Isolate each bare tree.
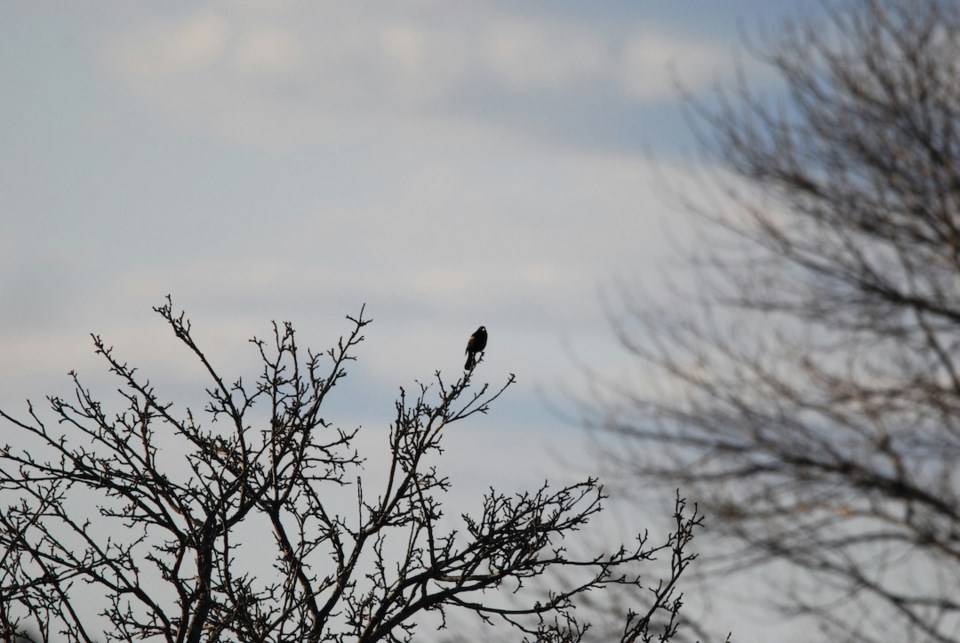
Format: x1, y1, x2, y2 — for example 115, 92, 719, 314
590, 1, 960, 641
0, 298, 703, 643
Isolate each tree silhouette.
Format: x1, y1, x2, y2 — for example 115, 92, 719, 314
1, 298, 702, 642
592, 1, 960, 641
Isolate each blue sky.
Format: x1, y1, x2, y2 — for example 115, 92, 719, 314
1, 2, 807, 639
0, 0, 797, 386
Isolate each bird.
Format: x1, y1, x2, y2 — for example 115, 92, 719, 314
464, 326, 487, 370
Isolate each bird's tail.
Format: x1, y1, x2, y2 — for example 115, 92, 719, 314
465, 353, 476, 370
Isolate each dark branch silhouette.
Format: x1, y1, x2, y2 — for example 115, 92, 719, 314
591, 1, 960, 641
1, 298, 704, 642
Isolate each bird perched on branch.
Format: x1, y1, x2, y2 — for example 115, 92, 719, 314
464, 326, 487, 370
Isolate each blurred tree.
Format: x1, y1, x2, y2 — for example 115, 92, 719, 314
0, 299, 702, 643
591, 1, 960, 641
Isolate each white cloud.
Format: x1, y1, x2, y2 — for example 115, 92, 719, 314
237, 26, 302, 73
618, 31, 733, 101
122, 11, 227, 76
104, 4, 742, 149
481, 19, 609, 90
380, 24, 427, 76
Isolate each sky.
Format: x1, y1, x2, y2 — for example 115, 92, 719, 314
1, 1, 808, 640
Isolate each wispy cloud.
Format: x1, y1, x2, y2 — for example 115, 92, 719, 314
105, 3, 743, 148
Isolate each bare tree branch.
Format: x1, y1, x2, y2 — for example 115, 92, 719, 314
1, 300, 706, 642
591, 1, 960, 641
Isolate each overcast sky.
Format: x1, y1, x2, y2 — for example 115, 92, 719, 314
1, 2, 807, 640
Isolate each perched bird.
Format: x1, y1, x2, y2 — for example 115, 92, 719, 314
464, 326, 487, 370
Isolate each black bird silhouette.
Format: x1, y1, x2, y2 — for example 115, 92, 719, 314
464, 326, 487, 370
